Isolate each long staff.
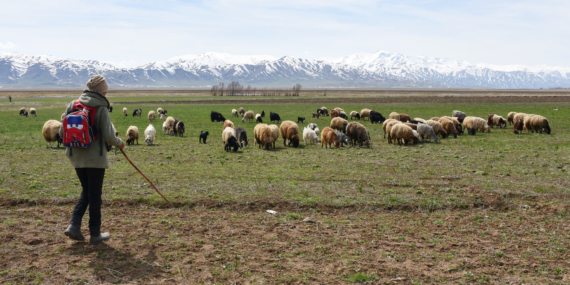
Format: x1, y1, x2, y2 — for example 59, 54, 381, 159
120, 149, 174, 207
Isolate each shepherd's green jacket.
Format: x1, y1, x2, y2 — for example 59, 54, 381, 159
58, 91, 123, 169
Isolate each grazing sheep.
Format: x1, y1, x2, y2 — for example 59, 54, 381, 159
210, 111, 226, 123
255, 124, 277, 150
320, 107, 329, 117
390, 124, 419, 146
256, 114, 263, 123
370, 111, 386, 124
425, 120, 448, 138
346, 122, 371, 147
223, 120, 235, 130
382, 119, 399, 138
452, 110, 467, 123
164, 116, 175, 135
232, 109, 238, 117
157, 107, 164, 115
270, 112, 281, 123
507, 112, 516, 125
162, 109, 168, 115
261, 110, 265, 117
339, 111, 348, 120
303, 127, 320, 145
30, 108, 37, 117
23, 111, 28, 117
492, 115, 507, 128
199, 131, 209, 144
399, 113, 411, 123
307, 123, 320, 135
297, 117, 305, 123
330, 109, 340, 118
350, 111, 360, 120
440, 116, 463, 135
126, 126, 139, 145
430, 117, 440, 122
529, 115, 551, 134
123, 107, 128, 117
254, 123, 267, 148
360, 109, 371, 121
413, 118, 426, 123
222, 127, 240, 152
439, 118, 458, 138
242, 110, 255, 123
463, 116, 489, 135
162, 121, 168, 134
385, 120, 402, 143
159, 113, 166, 120
132, 108, 142, 117
42, 120, 62, 148
280, 120, 300, 147
523, 114, 535, 132
389, 112, 400, 121
513, 113, 528, 123
173, 120, 185, 137
417, 123, 439, 143
330, 117, 348, 132
513, 118, 524, 134
312, 113, 320, 119
335, 131, 351, 147
487, 114, 495, 128
321, 127, 339, 149
148, 110, 156, 122
144, 124, 156, 146
19, 107, 26, 116
238, 107, 245, 117
235, 127, 248, 148
269, 124, 280, 149
333, 107, 344, 112
403, 123, 418, 130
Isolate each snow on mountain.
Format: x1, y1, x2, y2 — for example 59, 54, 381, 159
1, 50, 569, 88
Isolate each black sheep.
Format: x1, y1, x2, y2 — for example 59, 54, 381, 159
316, 109, 323, 115
256, 116, 263, 123
173, 120, 185, 137
199, 131, 209, 144
261, 110, 265, 117
297, 117, 305, 123
210, 111, 226, 123
369, 111, 386, 124
270, 112, 281, 123
224, 137, 240, 152
19, 109, 25, 115
339, 113, 348, 120
23, 111, 28, 117
109, 106, 113, 112
410, 120, 422, 124
132, 108, 142, 117
162, 109, 167, 115
235, 127, 248, 148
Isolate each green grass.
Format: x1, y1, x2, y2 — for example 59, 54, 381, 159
1, 96, 569, 210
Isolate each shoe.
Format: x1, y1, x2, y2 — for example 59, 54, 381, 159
89, 232, 111, 245
64, 224, 85, 241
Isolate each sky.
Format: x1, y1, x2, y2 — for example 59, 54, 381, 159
0, 0, 569, 68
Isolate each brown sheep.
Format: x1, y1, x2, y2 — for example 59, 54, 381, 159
126, 126, 139, 145
223, 120, 235, 130
254, 123, 268, 148
403, 123, 417, 130
321, 127, 339, 149
440, 116, 463, 134
390, 124, 419, 146
492, 115, 507, 128
425, 120, 447, 138
330, 109, 340, 118
487, 114, 495, 128
388, 112, 400, 121
440, 118, 458, 138
382, 119, 399, 138
399, 113, 411, 123
529, 115, 551, 134
330, 117, 348, 132
345, 122, 370, 147
238, 107, 245, 116
279, 120, 300, 147
513, 118, 523, 134
261, 124, 276, 150
430, 117, 440, 122
333, 107, 344, 112
385, 121, 403, 143
360, 108, 371, 121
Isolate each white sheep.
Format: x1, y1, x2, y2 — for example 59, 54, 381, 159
30, 108, 37, 117
159, 113, 166, 120
307, 123, 319, 135
303, 127, 320, 145
232, 109, 238, 117
162, 121, 168, 134
144, 124, 156, 146
122, 107, 128, 117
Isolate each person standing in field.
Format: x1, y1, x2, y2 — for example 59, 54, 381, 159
60, 75, 125, 245
9, 95, 11, 102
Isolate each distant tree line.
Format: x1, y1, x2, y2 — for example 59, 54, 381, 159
210, 82, 302, 96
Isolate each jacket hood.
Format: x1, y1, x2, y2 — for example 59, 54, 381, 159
78, 90, 110, 108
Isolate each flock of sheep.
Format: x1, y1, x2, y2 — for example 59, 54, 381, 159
35, 104, 551, 151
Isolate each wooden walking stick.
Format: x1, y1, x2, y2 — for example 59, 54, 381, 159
120, 149, 174, 207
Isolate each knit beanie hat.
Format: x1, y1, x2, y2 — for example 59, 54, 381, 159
86, 75, 109, 93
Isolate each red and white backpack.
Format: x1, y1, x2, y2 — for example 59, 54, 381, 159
62, 101, 99, 148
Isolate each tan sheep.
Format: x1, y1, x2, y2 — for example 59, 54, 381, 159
157, 107, 164, 114
390, 124, 418, 146
439, 118, 458, 138
523, 114, 536, 132
42, 120, 62, 148
122, 107, 128, 117
30, 108, 37, 117
231, 109, 238, 117
360, 108, 371, 121
238, 107, 245, 116
513, 113, 528, 122
279, 120, 300, 147
463, 116, 489, 135
350, 111, 360, 120
126, 126, 139, 145
440, 116, 463, 135
148, 110, 156, 122
222, 127, 238, 152
269, 124, 280, 149
242, 110, 255, 123
321, 127, 339, 149
254, 123, 268, 148
492, 115, 507, 128
346, 122, 370, 147
330, 117, 348, 132
388, 112, 400, 121
164, 116, 175, 135
385, 120, 403, 144
507, 112, 516, 125
382, 119, 399, 138
425, 120, 447, 138
223, 119, 235, 130
529, 115, 550, 134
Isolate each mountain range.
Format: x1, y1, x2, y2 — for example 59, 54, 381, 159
1, 51, 569, 89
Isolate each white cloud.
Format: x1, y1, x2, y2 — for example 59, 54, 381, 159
0, 42, 17, 50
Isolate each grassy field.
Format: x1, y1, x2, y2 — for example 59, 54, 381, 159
1, 94, 570, 284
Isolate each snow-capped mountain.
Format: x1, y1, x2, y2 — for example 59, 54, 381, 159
1, 51, 569, 88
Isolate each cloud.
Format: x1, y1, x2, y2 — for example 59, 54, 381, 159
0, 42, 17, 50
